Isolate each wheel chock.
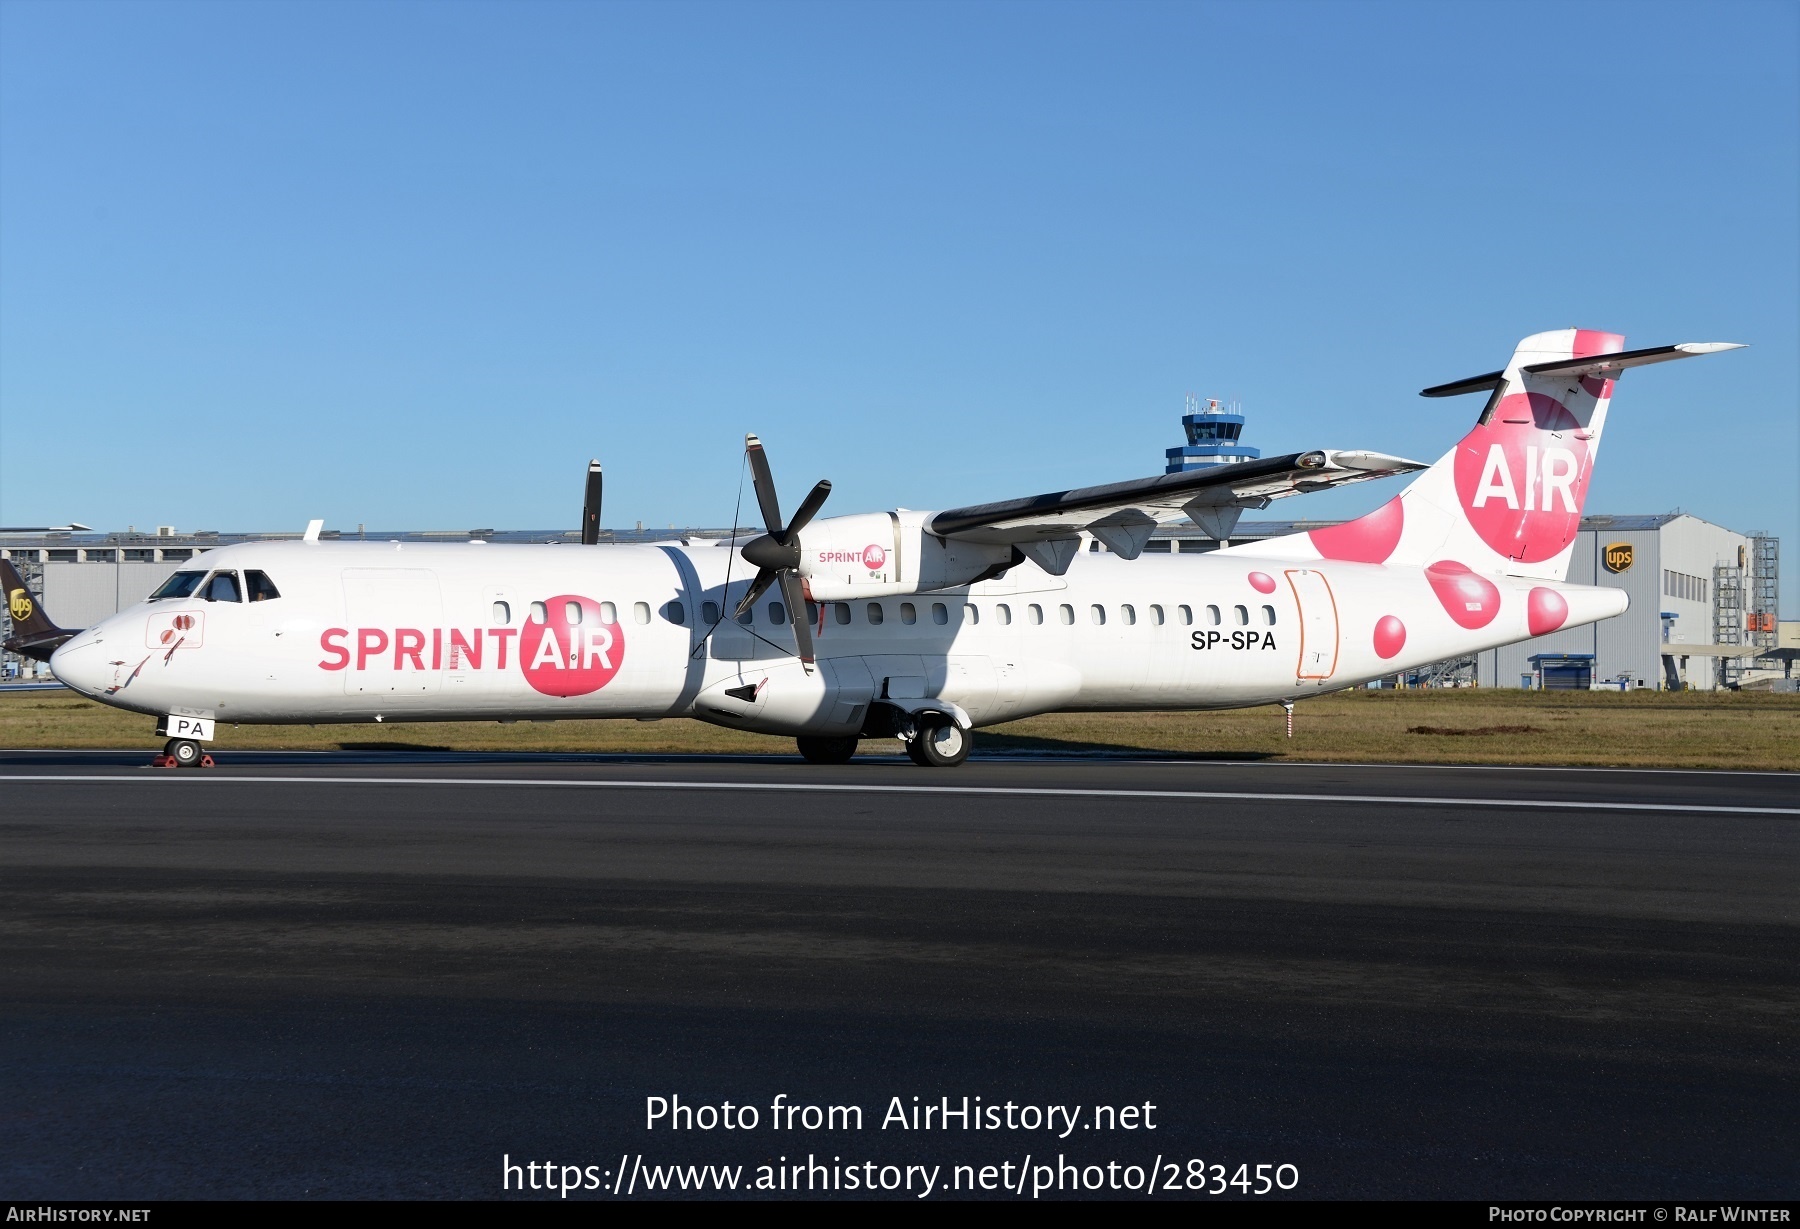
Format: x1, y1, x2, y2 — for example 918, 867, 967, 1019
149, 753, 215, 768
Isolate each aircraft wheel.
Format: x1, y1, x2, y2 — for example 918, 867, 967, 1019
796, 735, 858, 765
908, 720, 970, 768
166, 738, 203, 768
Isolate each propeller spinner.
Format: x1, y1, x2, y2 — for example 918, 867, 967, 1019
735, 433, 831, 668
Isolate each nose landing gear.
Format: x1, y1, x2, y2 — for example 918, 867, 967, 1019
153, 738, 214, 769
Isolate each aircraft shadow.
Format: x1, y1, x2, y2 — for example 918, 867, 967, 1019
972, 731, 1280, 761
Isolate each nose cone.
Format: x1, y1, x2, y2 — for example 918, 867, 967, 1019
49, 633, 109, 698
740, 532, 799, 571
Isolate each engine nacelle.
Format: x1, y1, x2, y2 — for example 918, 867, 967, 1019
796, 511, 1015, 600
691, 657, 876, 736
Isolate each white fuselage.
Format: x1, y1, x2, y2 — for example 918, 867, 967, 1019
48, 537, 1626, 736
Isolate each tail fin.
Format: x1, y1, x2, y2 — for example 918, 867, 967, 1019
1289, 330, 1743, 581
2, 557, 77, 661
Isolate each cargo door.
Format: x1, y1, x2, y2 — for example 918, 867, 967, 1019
1285, 568, 1339, 681
342, 568, 443, 696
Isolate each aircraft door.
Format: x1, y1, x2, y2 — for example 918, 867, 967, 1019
342, 568, 444, 697
1285, 568, 1339, 681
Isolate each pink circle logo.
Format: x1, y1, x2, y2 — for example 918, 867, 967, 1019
519, 594, 625, 697
862, 544, 887, 570
1452, 393, 1591, 564
1248, 571, 1277, 594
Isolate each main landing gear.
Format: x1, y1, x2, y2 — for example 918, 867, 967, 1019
152, 738, 214, 769
905, 719, 971, 768
793, 718, 974, 768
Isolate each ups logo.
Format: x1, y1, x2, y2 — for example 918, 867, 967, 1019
1602, 542, 1634, 574
7, 588, 31, 622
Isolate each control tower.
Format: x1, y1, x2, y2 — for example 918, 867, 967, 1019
1165, 395, 1259, 474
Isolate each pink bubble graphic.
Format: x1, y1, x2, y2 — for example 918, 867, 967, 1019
1527, 587, 1569, 637
1309, 496, 1404, 564
1373, 615, 1406, 660
1425, 560, 1501, 630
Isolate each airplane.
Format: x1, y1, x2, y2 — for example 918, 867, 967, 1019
26, 329, 1741, 769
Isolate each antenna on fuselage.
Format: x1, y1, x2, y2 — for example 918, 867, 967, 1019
580, 461, 603, 545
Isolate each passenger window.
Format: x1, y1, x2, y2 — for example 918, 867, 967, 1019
702, 601, 720, 624
202, 571, 242, 603
996, 603, 1012, 625
1234, 605, 1249, 626
1179, 605, 1194, 626
245, 570, 281, 602
1028, 604, 1043, 625
492, 601, 511, 625
1121, 604, 1136, 625
931, 602, 949, 625
529, 601, 547, 624
1090, 604, 1106, 625
1149, 604, 1165, 625
150, 571, 207, 600
1206, 604, 1222, 626
634, 601, 651, 625
566, 601, 584, 625
769, 601, 786, 624
834, 603, 851, 625
1059, 604, 1074, 625
867, 602, 885, 625
737, 606, 753, 626
900, 603, 917, 625
1262, 605, 1277, 625
963, 603, 978, 625
665, 601, 686, 625
600, 601, 617, 624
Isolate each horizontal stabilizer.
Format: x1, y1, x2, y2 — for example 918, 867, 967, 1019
1520, 342, 1745, 379
1421, 342, 1745, 397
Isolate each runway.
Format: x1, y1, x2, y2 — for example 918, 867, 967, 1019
1, 750, 1795, 1199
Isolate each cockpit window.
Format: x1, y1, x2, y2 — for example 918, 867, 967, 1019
246, 570, 281, 602
201, 571, 242, 603
150, 571, 207, 600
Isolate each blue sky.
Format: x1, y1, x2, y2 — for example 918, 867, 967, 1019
2, 1, 1795, 601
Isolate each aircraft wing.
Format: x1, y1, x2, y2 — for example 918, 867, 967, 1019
924, 449, 1425, 563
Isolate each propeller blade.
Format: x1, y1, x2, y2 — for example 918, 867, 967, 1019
744, 434, 786, 541
580, 460, 603, 545
734, 568, 779, 617
786, 478, 832, 538
778, 570, 815, 668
